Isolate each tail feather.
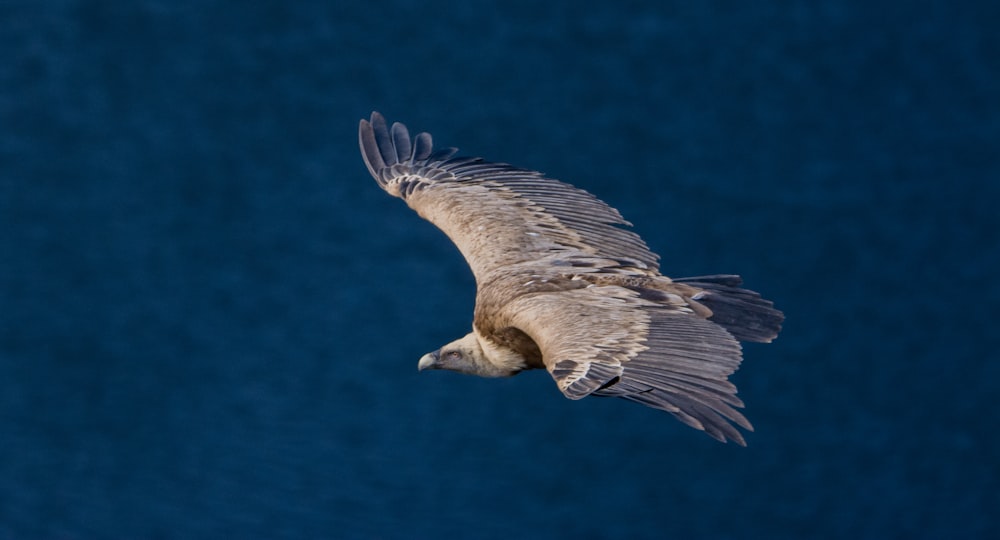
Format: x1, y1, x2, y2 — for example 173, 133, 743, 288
675, 275, 783, 343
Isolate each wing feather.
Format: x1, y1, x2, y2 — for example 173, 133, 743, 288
360, 112, 659, 280
390, 121, 412, 163
412, 132, 434, 161
504, 287, 753, 445
371, 113, 397, 170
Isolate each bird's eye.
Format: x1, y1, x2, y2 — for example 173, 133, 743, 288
446, 350, 462, 360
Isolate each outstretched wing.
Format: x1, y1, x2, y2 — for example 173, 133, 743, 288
504, 285, 753, 445
359, 112, 660, 282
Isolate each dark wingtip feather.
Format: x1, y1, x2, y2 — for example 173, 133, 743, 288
413, 132, 433, 161
359, 116, 385, 180
428, 147, 459, 161
360, 112, 446, 184
618, 390, 749, 445
368, 112, 397, 169
390, 121, 412, 163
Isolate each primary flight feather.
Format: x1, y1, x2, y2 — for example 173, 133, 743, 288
360, 112, 783, 445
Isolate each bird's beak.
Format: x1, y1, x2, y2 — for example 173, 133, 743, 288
417, 350, 440, 371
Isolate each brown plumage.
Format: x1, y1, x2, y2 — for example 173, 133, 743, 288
359, 112, 783, 445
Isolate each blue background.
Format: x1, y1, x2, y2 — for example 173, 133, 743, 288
2, 1, 997, 538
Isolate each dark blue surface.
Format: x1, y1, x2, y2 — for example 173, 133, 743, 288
2, 1, 997, 538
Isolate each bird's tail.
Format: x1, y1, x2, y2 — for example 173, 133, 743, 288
675, 275, 784, 343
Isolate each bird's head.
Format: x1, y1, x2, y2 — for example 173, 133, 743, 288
418, 332, 515, 377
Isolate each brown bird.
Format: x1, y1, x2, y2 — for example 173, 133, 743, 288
359, 112, 783, 445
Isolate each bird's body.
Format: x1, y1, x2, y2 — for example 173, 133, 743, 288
360, 112, 783, 445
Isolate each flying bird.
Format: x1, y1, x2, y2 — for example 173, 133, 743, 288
359, 112, 783, 445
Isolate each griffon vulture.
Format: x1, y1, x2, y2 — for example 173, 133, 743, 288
360, 112, 783, 445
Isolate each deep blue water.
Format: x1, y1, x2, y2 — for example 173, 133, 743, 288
2, 1, 997, 538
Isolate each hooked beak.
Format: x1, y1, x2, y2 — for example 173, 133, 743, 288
417, 350, 440, 371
